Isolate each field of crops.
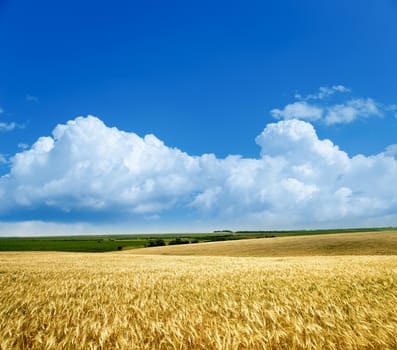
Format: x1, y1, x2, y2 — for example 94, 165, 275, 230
1, 252, 396, 349
133, 231, 397, 257
1, 228, 394, 252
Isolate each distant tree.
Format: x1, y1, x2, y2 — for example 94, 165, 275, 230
147, 239, 166, 247
168, 238, 190, 245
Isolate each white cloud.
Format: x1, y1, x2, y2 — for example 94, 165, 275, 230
26, 94, 38, 102
0, 221, 100, 237
18, 143, 29, 150
384, 144, 397, 158
274, 86, 386, 125
0, 122, 17, 131
3, 116, 206, 214
1, 115, 397, 232
331, 85, 350, 93
0, 105, 25, 131
0, 121, 24, 132
295, 85, 350, 101
325, 98, 382, 125
271, 101, 323, 121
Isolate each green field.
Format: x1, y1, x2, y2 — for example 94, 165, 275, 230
0, 237, 147, 252
0, 227, 395, 252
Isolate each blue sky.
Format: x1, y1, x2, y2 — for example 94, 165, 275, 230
1, 0, 397, 235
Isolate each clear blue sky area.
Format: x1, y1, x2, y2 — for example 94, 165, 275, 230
1, 0, 397, 234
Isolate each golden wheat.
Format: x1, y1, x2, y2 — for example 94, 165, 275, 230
0, 252, 396, 349
132, 231, 397, 257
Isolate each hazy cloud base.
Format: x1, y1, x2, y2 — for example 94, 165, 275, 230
1, 115, 397, 234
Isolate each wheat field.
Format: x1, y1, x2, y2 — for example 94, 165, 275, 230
1, 252, 396, 349
132, 231, 397, 257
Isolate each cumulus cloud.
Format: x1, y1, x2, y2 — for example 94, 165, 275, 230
0, 121, 18, 131
18, 143, 29, 150
274, 87, 387, 125
324, 98, 381, 125
384, 144, 397, 158
295, 85, 350, 101
0, 154, 7, 164
0, 121, 24, 132
0, 105, 25, 131
2, 116, 205, 216
271, 102, 323, 121
1, 115, 397, 232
